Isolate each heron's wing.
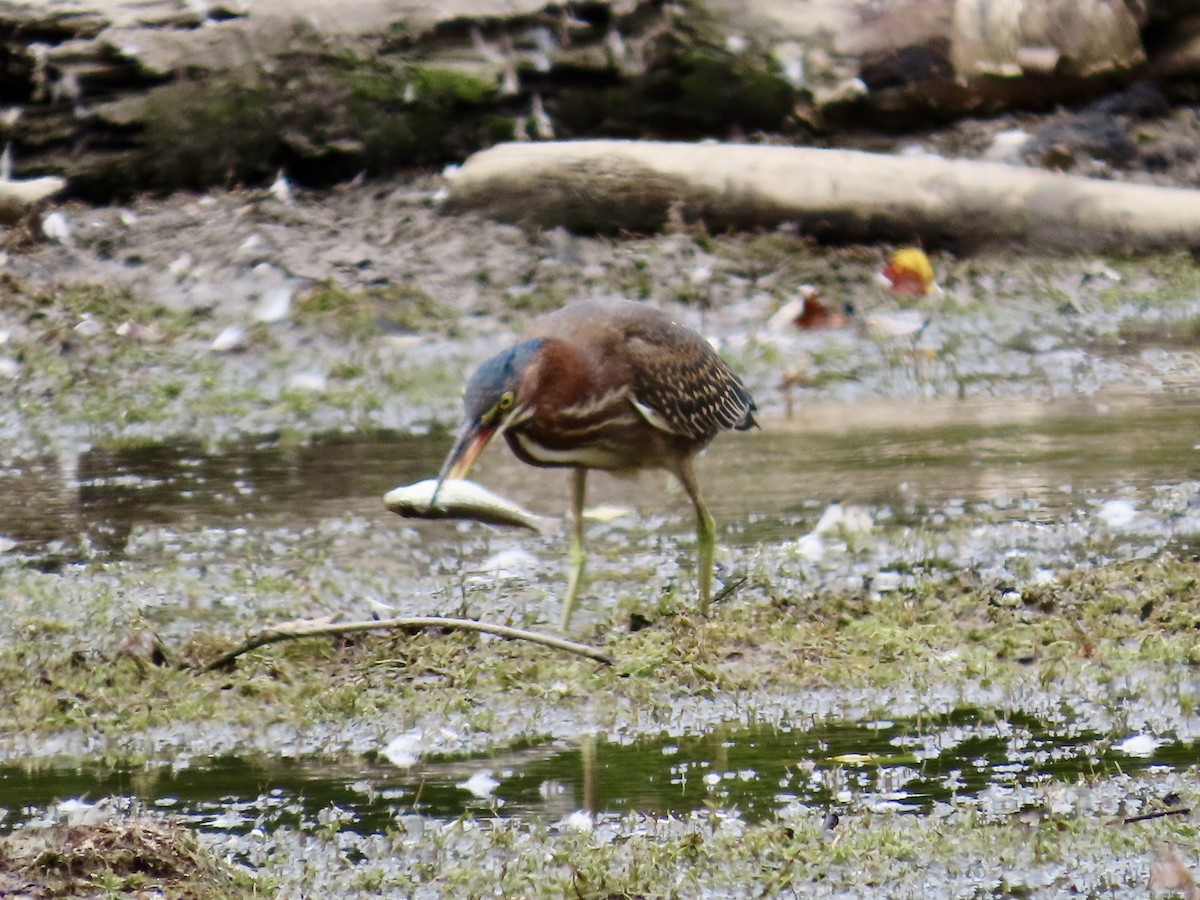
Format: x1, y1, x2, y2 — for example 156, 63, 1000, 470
622, 323, 756, 441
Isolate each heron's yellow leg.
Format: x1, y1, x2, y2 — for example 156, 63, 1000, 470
675, 458, 715, 615
560, 467, 588, 631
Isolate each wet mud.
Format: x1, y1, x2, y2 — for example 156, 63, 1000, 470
0, 165, 1198, 896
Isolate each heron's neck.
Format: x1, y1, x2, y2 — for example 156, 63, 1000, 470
535, 338, 620, 400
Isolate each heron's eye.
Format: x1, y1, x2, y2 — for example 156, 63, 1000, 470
497, 391, 515, 411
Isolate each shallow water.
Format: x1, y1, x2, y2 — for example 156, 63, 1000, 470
1, 392, 1197, 837
1, 710, 1192, 834
0, 393, 1194, 561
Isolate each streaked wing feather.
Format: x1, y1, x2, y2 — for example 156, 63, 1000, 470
623, 329, 755, 441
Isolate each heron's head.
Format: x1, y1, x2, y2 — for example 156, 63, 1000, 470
431, 339, 545, 501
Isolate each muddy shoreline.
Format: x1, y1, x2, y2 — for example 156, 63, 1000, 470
0, 152, 1198, 895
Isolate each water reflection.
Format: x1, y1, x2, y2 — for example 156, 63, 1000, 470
0, 710, 1192, 834
0, 394, 1194, 561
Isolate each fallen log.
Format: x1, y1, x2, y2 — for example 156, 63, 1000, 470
445, 139, 1200, 252
0, 0, 1193, 198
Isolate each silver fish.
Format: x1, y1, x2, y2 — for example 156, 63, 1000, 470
384, 478, 547, 532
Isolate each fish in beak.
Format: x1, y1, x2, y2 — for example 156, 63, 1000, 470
430, 419, 498, 507
429, 397, 533, 506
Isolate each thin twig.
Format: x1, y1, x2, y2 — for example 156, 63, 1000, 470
1123, 807, 1191, 825
197, 615, 613, 672
713, 575, 748, 607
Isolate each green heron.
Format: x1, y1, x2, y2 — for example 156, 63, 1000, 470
433, 297, 757, 629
